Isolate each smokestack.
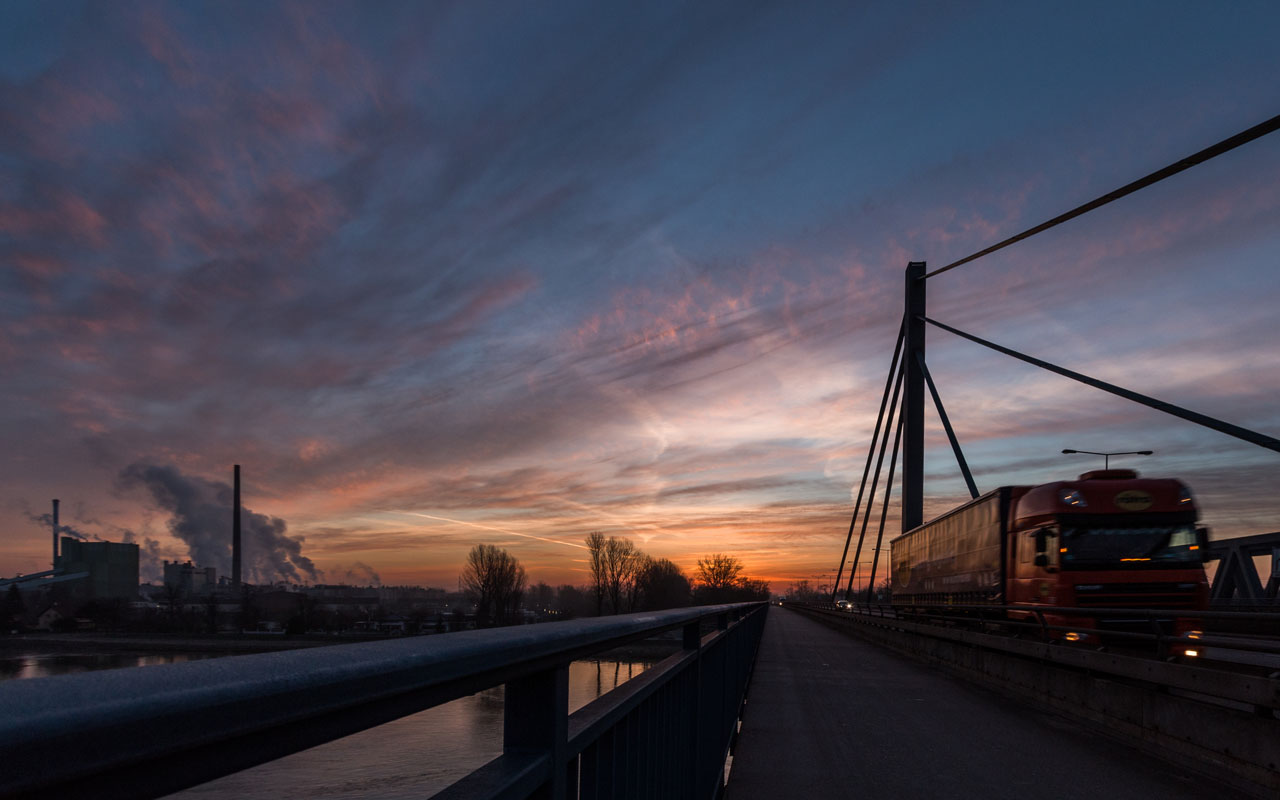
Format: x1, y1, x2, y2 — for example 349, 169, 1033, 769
52, 499, 59, 568
232, 465, 242, 588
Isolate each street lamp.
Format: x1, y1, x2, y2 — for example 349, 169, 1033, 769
1061, 449, 1153, 469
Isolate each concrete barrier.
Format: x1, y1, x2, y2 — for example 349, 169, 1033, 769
793, 605, 1280, 799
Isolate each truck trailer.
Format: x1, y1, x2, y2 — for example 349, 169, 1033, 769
889, 469, 1209, 634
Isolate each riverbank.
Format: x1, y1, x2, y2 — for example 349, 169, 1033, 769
0, 633, 338, 654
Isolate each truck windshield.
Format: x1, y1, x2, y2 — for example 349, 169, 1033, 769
1059, 522, 1199, 569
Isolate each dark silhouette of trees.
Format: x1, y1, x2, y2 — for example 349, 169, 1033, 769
635, 558, 692, 610
786, 580, 822, 602
696, 554, 743, 591
585, 533, 645, 614
586, 532, 608, 616
2, 585, 24, 629
528, 581, 555, 615
553, 584, 593, 618
460, 544, 527, 627
694, 554, 769, 604
605, 537, 643, 614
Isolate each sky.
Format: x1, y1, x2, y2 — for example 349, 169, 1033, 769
2, 1, 1278, 592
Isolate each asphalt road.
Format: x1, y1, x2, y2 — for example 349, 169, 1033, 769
725, 607, 1226, 800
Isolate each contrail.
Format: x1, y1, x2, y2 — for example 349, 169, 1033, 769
403, 512, 588, 550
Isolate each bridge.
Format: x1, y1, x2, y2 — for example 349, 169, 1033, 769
1, 598, 1276, 799
4, 113, 1280, 800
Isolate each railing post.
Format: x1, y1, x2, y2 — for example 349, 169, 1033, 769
683, 621, 701, 797
505, 664, 569, 799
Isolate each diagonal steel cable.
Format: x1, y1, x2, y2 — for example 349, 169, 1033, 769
925, 113, 1280, 280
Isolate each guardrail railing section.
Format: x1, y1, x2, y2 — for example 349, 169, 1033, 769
0, 603, 767, 800
438, 603, 767, 800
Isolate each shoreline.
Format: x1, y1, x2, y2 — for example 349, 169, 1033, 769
0, 634, 344, 655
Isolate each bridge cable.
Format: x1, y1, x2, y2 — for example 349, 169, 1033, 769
833, 317, 906, 601
865, 413, 904, 604
924, 112, 1280, 280
923, 316, 1280, 454
916, 351, 979, 499
846, 361, 906, 598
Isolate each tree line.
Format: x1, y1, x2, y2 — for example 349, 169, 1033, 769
459, 533, 770, 627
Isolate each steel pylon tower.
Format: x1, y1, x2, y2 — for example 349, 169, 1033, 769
902, 262, 926, 533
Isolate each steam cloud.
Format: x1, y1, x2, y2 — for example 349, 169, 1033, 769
119, 530, 166, 584
119, 463, 319, 585
330, 561, 382, 586
27, 511, 95, 542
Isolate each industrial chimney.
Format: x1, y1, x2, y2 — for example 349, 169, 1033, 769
51, 498, 59, 569
232, 465, 242, 588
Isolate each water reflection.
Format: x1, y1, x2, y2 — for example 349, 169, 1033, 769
0, 652, 216, 680
164, 657, 654, 799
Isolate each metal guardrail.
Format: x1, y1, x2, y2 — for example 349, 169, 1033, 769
793, 603, 1280, 712
822, 600, 1280, 652
0, 602, 768, 800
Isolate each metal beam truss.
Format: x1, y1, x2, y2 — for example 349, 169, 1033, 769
1208, 531, 1280, 606
0, 603, 768, 800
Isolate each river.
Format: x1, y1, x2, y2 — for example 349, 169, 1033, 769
0, 648, 655, 799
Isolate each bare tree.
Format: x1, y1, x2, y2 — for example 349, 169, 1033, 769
603, 536, 644, 614
585, 533, 646, 614
696, 554, 743, 591
460, 544, 527, 627
694, 554, 768, 604
585, 532, 608, 616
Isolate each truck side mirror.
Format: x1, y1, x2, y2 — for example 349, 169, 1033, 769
1033, 554, 1049, 567
1196, 527, 1210, 563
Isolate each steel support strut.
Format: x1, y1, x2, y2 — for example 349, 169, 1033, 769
833, 317, 905, 601
916, 351, 979, 499
902, 262, 926, 533
866, 415, 904, 603
846, 363, 905, 598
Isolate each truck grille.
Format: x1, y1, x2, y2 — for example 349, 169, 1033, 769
1072, 582, 1199, 608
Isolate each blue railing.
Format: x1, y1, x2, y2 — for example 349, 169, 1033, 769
0, 602, 767, 800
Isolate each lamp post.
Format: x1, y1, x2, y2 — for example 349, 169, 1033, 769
1061, 449, 1153, 469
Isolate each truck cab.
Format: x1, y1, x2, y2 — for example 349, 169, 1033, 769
1007, 469, 1209, 636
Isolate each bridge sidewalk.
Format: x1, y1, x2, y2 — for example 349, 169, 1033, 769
725, 607, 1218, 800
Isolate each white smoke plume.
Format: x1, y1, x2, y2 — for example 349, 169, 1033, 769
119, 463, 319, 585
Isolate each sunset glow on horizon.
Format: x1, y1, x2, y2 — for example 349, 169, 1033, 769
3, 2, 1279, 593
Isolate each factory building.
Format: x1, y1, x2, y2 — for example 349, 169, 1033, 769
163, 561, 217, 597
56, 537, 139, 601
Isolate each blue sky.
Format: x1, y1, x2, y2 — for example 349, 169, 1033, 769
2, 1, 1278, 589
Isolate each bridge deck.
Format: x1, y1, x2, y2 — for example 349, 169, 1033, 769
725, 607, 1218, 800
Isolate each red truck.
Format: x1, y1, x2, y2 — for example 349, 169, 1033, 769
889, 469, 1209, 638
